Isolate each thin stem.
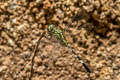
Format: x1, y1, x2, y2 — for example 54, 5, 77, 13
29, 31, 45, 80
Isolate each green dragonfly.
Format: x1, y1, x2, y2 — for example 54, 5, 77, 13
29, 24, 91, 80
48, 24, 91, 73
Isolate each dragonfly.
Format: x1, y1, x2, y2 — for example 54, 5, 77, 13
48, 24, 91, 73
29, 24, 91, 80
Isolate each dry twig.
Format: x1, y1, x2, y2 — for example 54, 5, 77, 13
29, 31, 45, 80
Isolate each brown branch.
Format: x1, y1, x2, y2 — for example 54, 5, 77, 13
29, 31, 45, 80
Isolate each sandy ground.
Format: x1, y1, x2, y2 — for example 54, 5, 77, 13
0, 0, 120, 80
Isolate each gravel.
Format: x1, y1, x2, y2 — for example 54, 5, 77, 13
0, 0, 120, 80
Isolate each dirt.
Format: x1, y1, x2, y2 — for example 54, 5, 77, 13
0, 0, 120, 80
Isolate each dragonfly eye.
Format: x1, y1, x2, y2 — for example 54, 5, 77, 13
48, 24, 54, 31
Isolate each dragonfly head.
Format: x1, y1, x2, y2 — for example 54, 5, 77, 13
48, 24, 54, 32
